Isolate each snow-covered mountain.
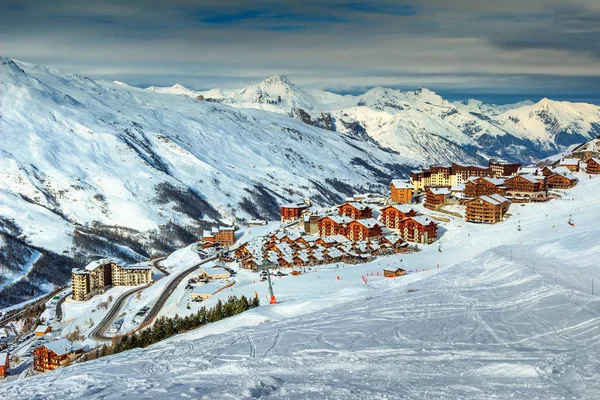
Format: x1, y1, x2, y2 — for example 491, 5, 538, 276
0, 56, 417, 305
151, 77, 600, 164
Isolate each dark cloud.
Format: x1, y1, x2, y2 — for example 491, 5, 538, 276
1, 0, 599, 103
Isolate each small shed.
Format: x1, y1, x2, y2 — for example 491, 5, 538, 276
35, 325, 51, 337
384, 267, 406, 278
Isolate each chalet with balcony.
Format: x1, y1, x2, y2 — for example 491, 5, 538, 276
337, 202, 373, 219
379, 204, 418, 229
280, 200, 310, 222
546, 172, 578, 189
504, 174, 547, 200
390, 180, 414, 204
345, 218, 382, 242
317, 215, 353, 236
464, 177, 506, 198
465, 194, 511, 224
425, 187, 450, 210
33, 339, 83, 373
560, 158, 581, 172
587, 158, 600, 174
399, 216, 437, 244
489, 160, 521, 177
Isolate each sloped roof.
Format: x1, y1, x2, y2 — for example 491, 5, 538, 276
429, 187, 450, 195
382, 204, 415, 214
44, 339, 83, 357
319, 215, 353, 224
560, 158, 580, 166
404, 215, 435, 226
390, 180, 414, 189
353, 218, 381, 229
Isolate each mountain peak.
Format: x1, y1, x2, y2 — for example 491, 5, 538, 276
260, 75, 294, 87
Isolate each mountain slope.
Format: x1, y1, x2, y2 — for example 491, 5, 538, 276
4, 175, 600, 399
154, 77, 600, 164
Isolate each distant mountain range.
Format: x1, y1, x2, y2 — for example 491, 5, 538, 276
148, 75, 600, 165
1, 55, 599, 306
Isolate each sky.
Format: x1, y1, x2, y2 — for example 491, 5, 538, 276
1, 0, 600, 104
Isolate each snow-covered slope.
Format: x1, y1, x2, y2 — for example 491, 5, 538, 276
0, 56, 417, 305
4, 174, 600, 399
152, 77, 600, 164
0, 57, 414, 248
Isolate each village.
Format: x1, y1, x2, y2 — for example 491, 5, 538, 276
0, 154, 597, 381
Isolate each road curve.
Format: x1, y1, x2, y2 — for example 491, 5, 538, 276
136, 253, 219, 331
90, 284, 150, 341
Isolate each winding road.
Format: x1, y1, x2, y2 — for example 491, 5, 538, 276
91, 252, 219, 340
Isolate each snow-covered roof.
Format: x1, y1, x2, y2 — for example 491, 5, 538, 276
467, 176, 505, 186
405, 215, 435, 226
475, 194, 510, 206
330, 234, 349, 243
35, 325, 50, 333
281, 201, 308, 209
429, 187, 450, 195
201, 265, 231, 276
0, 353, 7, 367
560, 158, 580, 166
383, 204, 415, 214
203, 230, 213, 238
552, 172, 577, 181
518, 167, 539, 175
328, 248, 343, 258
84, 259, 112, 271
384, 266, 405, 272
319, 215, 353, 224
219, 226, 235, 231
340, 202, 371, 211
590, 158, 600, 165
552, 166, 572, 175
451, 184, 465, 192
390, 180, 414, 189
354, 218, 381, 228
43, 338, 83, 356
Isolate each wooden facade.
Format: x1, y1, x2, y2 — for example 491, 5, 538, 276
337, 202, 373, 219
34, 340, 83, 373
504, 175, 546, 199
489, 161, 521, 177
280, 201, 309, 222
464, 177, 505, 198
213, 227, 235, 246
546, 173, 577, 189
390, 180, 413, 204
424, 188, 449, 210
379, 205, 417, 229
399, 216, 437, 244
560, 158, 580, 172
383, 267, 406, 277
587, 158, 600, 174
465, 195, 510, 224
345, 220, 382, 242
317, 216, 351, 236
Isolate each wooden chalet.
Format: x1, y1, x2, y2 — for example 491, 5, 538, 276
504, 174, 546, 199
587, 158, 600, 174
546, 173, 578, 189
399, 216, 437, 244
390, 180, 414, 204
465, 194, 511, 224
345, 219, 382, 242
560, 158, 580, 172
424, 187, 450, 210
280, 201, 309, 222
337, 202, 373, 219
540, 166, 554, 177
317, 215, 352, 236
489, 160, 521, 177
33, 339, 83, 373
379, 205, 418, 229
35, 325, 51, 337
383, 267, 406, 278
464, 177, 506, 198
241, 257, 259, 270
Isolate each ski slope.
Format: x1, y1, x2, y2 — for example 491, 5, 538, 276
3, 174, 600, 399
